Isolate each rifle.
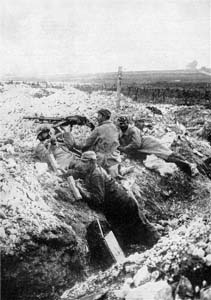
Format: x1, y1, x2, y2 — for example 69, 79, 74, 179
23, 115, 95, 131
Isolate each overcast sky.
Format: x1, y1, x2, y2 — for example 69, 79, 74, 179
0, 0, 210, 76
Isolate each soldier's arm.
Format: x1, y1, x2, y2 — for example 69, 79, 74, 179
82, 128, 99, 151
196, 127, 204, 137
63, 168, 84, 180
86, 173, 104, 210
34, 142, 50, 161
123, 128, 142, 152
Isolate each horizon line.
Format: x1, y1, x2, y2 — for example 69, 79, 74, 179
1, 67, 211, 79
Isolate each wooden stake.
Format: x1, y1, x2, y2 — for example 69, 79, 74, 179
117, 66, 122, 108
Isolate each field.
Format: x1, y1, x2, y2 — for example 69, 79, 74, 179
71, 69, 211, 107
5, 69, 211, 107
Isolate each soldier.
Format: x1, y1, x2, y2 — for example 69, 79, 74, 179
117, 116, 198, 176
67, 151, 160, 248
34, 124, 79, 171
81, 109, 121, 177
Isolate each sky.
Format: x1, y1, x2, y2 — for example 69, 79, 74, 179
0, 0, 210, 76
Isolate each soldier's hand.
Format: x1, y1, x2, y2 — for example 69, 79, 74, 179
57, 168, 66, 175
43, 139, 50, 146
75, 180, 90, 198
57, 168, 71, 179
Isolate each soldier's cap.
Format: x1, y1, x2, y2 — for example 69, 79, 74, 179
36, 124, 53, 136
117, 116, 129, 125
97, 109, 111, 118
81, 151, 97, 162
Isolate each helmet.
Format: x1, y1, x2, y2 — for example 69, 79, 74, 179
117, 116, 129, 125
81, 151, 97, 162
36, 124, 54, 136
97, 109, 111, 119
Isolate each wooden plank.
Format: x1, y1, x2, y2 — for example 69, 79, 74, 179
104, 231, 125, 263
97, 219, 125, 263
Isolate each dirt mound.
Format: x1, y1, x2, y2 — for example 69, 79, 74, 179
61, 217, 211, 300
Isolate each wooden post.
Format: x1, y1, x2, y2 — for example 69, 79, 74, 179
117, 66, 122, 108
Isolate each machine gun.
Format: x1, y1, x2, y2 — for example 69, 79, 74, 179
23, 115, 95, 131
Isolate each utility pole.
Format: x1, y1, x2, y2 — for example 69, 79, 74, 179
117, 66, 122, 108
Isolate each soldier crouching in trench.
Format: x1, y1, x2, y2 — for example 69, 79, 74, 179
64, 151, 160, 251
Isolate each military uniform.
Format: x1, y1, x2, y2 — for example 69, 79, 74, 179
120, 124, 172, 159
83, 120, 121, 171
35, 142, 78, 170
56, 131, 76, 150
118, 119, 194, 176
72, 163, 159, 247
34, 125, 78, 170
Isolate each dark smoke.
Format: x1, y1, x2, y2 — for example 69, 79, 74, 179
186, 60, 198, 70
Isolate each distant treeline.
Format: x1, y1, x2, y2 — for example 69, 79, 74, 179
74, 83, 211, 108
5, 80, 64, 89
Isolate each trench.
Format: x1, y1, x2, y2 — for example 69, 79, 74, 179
2, 208, 210, 300
2, 172, 211, 300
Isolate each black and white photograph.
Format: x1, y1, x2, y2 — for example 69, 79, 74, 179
0, 0, 211, 299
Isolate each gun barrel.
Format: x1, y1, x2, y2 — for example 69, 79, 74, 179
23, 115, 95, 130
23, 116, 64, 122
23, 116, 39, 120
